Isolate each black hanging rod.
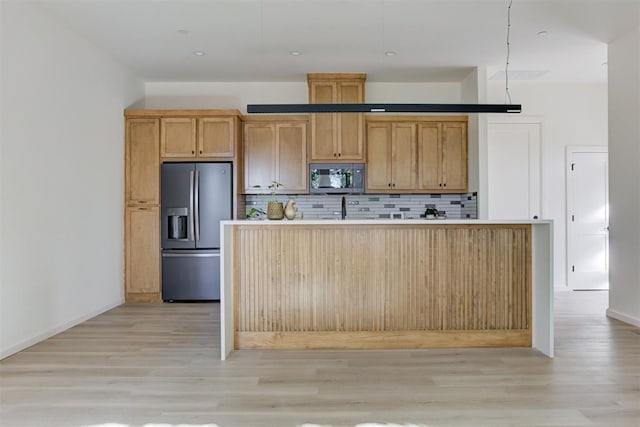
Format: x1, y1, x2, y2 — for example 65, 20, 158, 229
246, 103, 522, 114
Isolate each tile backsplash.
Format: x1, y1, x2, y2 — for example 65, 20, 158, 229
244, 193, 477, 220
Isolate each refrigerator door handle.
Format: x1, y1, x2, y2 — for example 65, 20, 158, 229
189, 170, 195, 241
162, 252, 220, 258
194, 169, 200, 241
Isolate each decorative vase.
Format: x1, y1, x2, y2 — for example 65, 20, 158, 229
284, 198, 296, 220
267, 201, 284, 220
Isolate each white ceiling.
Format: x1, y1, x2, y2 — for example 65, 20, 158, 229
34, 0, 640, 83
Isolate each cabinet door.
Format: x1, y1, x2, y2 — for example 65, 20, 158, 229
366, 123, 392, 191
125, 206, 160, 296
309, 81, 337, 160
442, 123, 467, 192
276, 123, 307, 193
198, 117, 235, 157
243, 123, 275, 193
126, 118, 159, 205
337, 81, 365, 160
417, 123, 442, 191
160, 118, 196, 157
391, 123, 416, 190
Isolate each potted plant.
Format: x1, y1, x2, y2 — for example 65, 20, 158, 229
266, 181, 284, 220
245, 207, 266, 220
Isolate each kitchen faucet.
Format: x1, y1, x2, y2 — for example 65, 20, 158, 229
341, 196, 347, 220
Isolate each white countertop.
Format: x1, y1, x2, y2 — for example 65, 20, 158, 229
222, 219, 553, 225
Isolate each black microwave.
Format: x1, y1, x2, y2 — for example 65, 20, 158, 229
309, 163, 365, 194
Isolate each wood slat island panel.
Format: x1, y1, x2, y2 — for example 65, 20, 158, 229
232, 223, 531, 349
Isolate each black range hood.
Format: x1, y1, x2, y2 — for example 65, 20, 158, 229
247, 103, 522, 114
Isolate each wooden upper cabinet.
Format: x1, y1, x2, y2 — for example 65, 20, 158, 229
417, 121, 467, 193
368, 117, 467, 194
308, 73, 366, 161
391, 123, 417, 190
441, 123, 467, 192
198, 117, 235, 157
366, 123, 392, 191
160, 116, 236, 159
417, 123, 442, 191
337, 81, 365, 160
161, 118, 196, 157
366, 122, 416, 192
243, 119, 307, 194
244, 123, 275, 192
126, 118, 159, 205
276, 123, 307, 192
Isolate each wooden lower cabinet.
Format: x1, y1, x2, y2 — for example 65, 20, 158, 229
125, 206, 161, 302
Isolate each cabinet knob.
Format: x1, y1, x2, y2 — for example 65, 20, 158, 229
338, 153, 341, 157
199, 150, 203, 154
439, 183, 442, 187
392, 183, 395, 188
334, 153, 337, 157
388, 183, 391, 188
443, 183, 447, 188
192, 150, 195, 154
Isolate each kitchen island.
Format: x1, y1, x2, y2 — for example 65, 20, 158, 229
220, 220, 553, 359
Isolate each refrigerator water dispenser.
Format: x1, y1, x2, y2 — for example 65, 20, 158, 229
167, 207, 189, 240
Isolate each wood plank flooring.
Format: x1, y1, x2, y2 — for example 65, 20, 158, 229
1, 291, 638, 427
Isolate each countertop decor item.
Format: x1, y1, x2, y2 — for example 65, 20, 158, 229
425, 207, 438, 219
266, 181, 284, 220
246, 207, 265, 220
284, 198, 296, 220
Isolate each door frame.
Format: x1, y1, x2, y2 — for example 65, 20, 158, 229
565, 145, 608, 290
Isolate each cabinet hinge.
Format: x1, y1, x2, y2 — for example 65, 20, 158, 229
571, 163, 575, 171
571, 214, 575, 222
572, 265, 575, 272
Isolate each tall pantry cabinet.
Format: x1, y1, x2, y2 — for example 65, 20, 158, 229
124, 118, 161, 302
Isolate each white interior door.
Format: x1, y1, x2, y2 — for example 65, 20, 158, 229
487, 121, 541, 220
567, 148, 609, 290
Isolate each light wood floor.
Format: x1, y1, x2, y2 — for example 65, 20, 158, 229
1, 291, 638, 427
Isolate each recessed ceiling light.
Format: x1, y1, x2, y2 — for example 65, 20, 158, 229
193, 51, 206, 56
537, 30, 549, 36
289, 51, 302, 56
177, 29, 190, 35
385, 51, 397, 56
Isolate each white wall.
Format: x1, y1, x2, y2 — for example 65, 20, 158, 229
486, 82, 608, 290
143, 81, 460, 111
0, 3, 144, 358
607, 26, 640, 326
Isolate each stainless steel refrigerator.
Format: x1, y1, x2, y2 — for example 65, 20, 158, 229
161, 162, 232, 301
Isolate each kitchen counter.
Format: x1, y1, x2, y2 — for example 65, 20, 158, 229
220, 219, 553, 359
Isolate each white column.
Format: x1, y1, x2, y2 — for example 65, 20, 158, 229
607, 26, 640, 327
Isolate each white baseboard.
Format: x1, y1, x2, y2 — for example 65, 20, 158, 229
0, 299, 123, 360
606, 308, 640, 327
